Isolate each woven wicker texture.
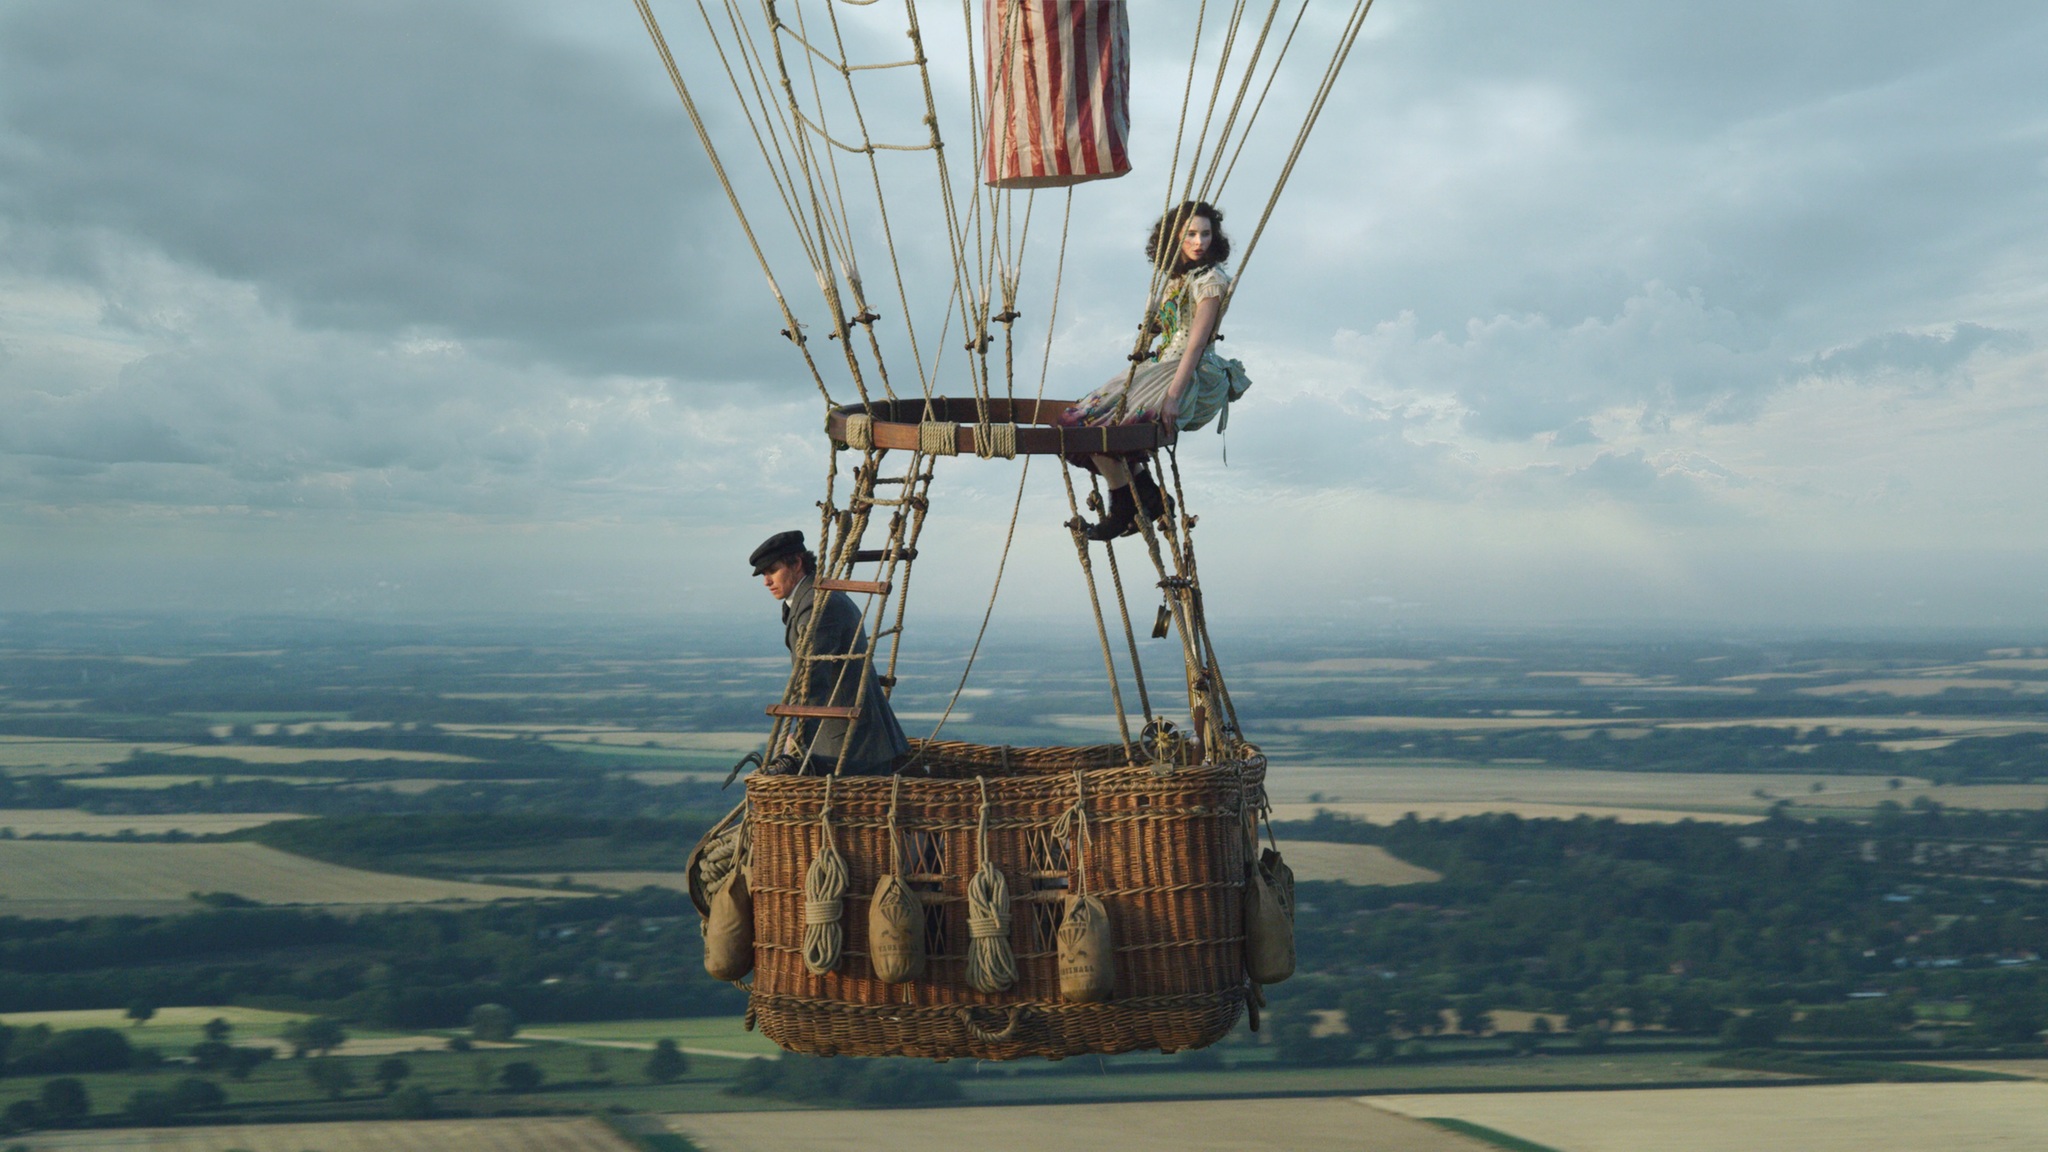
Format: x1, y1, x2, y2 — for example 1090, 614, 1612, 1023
745, 739, 1262, 1060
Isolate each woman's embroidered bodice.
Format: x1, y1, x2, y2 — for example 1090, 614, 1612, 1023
1152, 264, 1231, 361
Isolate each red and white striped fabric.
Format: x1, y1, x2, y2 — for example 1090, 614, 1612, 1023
983, 0, 1131, 189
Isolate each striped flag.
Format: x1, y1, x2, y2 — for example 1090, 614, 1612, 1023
983, 0, 1131, 189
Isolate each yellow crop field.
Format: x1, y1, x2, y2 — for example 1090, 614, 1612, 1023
0, 809, 302, 836
668, 1098, 1476, 1152
1364, 1082, 2048, 1152
0, 737, 173, 772
0, 841, 575, 906
27, 1116, 637, 1151
338, 778, 467, 794
1282, 842, 1442, 885
1801, 784, 2048, 812
0, 1005, 303, 1033
64, 774, 341, 790
161, 745, 479, 764
1261, 763, 1894, 814
1802, 678, 2048, 697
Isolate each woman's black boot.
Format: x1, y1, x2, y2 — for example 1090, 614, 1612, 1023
1085, 484, 1138, 541
1130, 469, 1171, 525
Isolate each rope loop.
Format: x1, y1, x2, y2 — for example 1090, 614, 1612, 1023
957, 1004, 1029, 1043
886, 772, 905, 876
974, 421, 1018, 459
1053, 768, 1093, 896
918, 420, 960, 456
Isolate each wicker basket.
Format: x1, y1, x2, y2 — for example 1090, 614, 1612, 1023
741, 738, 1262, 1060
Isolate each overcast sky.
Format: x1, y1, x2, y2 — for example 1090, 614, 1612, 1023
2, 0, 2044, 631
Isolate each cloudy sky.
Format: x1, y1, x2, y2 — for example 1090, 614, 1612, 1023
2, 0, 2044, 630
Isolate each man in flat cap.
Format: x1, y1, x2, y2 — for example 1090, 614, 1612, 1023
751, 530, 909, 775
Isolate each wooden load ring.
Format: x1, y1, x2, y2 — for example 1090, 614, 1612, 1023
827, 397, 1176, 457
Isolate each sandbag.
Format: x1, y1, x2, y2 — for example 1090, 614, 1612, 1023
1058, 894, 1115, 1002
703, 865, 756, 981
868, 872, 927, 984
1243, 848, 1295, 985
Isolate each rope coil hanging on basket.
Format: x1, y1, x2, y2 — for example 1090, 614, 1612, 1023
801, 777, 849, 976
965, 776, 1018, 993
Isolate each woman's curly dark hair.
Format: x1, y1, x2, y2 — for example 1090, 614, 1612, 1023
1145, 200, 1231, 276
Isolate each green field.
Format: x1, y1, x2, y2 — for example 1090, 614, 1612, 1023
520, 1017, 780, 1058
0, 841, 576, 908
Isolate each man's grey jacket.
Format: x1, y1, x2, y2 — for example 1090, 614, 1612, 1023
782, 573, 910, 774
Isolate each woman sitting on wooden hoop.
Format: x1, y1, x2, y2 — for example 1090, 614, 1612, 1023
1060, 199, 1252, 541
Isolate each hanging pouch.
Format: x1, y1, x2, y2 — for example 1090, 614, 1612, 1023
869, 872, 927, 983
1058, 894, 1116, 1002
1243, 848, 1295, 985
703, 864, 756, 981
868, 774, 927, 984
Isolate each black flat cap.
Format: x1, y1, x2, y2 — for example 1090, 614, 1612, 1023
749, 530, 806, 575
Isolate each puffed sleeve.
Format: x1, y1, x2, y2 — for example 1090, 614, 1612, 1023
1189, 266, 1230, 303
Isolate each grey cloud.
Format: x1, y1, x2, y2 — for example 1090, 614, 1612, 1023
1549, 418, 1600, 447
1337, 284, 1782, 440
1221, 2, 2048, 433
1805, 323, 2027, 384
0, 0, 769, 379
1217, 390, 1467, 496
1552, 450, 1740, 519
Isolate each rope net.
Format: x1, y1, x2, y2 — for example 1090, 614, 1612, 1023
636, 0, 1376, 761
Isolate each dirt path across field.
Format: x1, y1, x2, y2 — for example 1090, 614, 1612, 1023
665, 1098, 1487, 1152
1365, 1081, 2048, 1151
23, 1116, 634, 1151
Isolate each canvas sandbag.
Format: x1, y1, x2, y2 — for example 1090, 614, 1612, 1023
1058, 894, 1115, 1002
1242, 848, 1294, 985
868, 872, 927, 983
703, 865, 756, 981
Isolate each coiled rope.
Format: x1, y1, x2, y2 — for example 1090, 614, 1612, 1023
973, 421, 1018, 460
842, 412, 874, 450
918, 420, 960, 456
964, 776, 1018, 993
800, 776, 848, 975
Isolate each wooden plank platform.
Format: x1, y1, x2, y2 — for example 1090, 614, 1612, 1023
817, 578, 889, 595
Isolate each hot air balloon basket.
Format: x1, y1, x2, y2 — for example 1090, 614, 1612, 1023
741, 739, 1262, 1060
